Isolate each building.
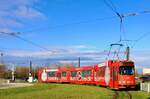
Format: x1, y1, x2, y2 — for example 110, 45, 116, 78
143, 68, 150, 75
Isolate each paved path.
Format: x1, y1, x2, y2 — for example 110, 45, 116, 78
0, 83, 33, 89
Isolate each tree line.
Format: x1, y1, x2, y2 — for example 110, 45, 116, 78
0, 64, 38, 79
0, 63, 74, 80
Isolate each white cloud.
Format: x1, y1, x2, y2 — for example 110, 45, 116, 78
0, 0, 46, 29
6, 50, 53, 58
3, 45, 150, 70
0, 0, 40, 11
58, 60, 100, 65
0, 17, 23, 28
5, 45, 104, 60
131, 50, 150, 69
14, 6, 46, 19
0, 28, 14, 33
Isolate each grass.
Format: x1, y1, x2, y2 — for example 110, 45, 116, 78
129, 91, 150, 99
0, 83, 149, 99
116, 91, 150, 99
0, 83, 113, 99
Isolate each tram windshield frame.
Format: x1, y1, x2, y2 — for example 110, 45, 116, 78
119, 66, 134, 75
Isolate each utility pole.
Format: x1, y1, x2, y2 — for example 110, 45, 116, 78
78, 57, 80, 68
11, 64, 15, 81
29, 60, 32, 76
126, 46, 130, 61
28, 60, 33, 82
0, 52, 3, 64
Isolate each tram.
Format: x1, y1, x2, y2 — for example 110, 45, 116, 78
38, 60, 135, 89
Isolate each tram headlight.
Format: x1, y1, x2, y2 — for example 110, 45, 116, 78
119, 81, 121, 84
123, 81, 125, 84
119, 81, 126, 84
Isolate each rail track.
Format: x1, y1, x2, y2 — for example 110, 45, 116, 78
113, 90, 132, 99
113, 91, 119, 99
125, 91, 132, 99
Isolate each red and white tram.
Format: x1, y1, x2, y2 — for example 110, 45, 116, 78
38, 59, 135, 89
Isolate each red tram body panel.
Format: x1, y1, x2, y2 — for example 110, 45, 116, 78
59, 68, 70, 83
38, 68, 59, 83
38, 60, 136, 89
71, 66, 94, 84
94, 60, 135, 89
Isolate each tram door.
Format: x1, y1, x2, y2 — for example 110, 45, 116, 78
57, 72, 61, 82
112, 66, 118, 88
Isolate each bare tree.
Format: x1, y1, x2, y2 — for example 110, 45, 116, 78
0, 64, 6, 78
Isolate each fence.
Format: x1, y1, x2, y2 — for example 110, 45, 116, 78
140, 83, 150, 93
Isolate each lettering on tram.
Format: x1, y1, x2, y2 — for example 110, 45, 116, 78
77, 71, 82, 80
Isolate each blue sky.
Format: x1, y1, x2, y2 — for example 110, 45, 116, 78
0, 0, 150, 71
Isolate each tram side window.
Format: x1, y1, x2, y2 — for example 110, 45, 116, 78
82, 70, 86, 77
82, 70, 92, 77
97, 70, 101, 76
71, 71, 77, 77
87, 70, 92, 76
119, 66, 134, 75
98, 67, 105, 77
47, 71, 56, 77
62, 72, 67, 77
